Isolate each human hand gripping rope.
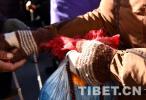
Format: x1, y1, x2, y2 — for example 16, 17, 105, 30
0, 51, 24, 100
2, 31, 43, 99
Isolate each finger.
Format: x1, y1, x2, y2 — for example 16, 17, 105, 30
0, 60, 14, 72
0, 59, 26, 72
0, 50, 13, 60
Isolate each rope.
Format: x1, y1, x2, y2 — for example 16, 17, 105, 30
66, 61, 76, 100
114, 0, 128, 49
12, 72, 24, 100
33, 53, 42, 90
114, 0, 121, 33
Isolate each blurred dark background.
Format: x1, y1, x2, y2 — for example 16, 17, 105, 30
0, 0, 55, 100
0, 0, 50, 27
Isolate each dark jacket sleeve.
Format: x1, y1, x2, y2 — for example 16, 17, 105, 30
33, 8, 116, 40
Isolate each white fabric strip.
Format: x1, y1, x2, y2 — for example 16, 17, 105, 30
77, 40, 103, 85
27, 31, 38, 54
4, 32, 20, 48
18, 31, 30, 55
5, 30, 38, 56
18, 30, 38, 55
26, 31, 35, 53
66, 50, 80, 75
21, 31, 31, 55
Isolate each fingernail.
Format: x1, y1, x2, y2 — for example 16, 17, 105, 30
7, 53, 13, 59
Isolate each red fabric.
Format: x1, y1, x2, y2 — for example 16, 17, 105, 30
41, 29, 120, 59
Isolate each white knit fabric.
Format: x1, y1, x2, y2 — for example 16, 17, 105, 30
4, 32, 20, 48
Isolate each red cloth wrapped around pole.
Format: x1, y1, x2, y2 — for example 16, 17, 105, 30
41, 29, 120, 59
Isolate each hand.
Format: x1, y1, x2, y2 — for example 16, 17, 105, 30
68, 40, 116, 85
0, 59, 26, 72
0, 50, 26, 72
3, 29, 50, 62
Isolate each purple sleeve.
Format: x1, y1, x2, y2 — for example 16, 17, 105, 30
50, 0, 101, 24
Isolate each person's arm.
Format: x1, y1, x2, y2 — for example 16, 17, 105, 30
1, 2, 115, 61
110, 48, 146, 87
67, 41, 146, 87
38, 8, 115, 38
68, 40, 116, 85
1, 0, 114, 61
